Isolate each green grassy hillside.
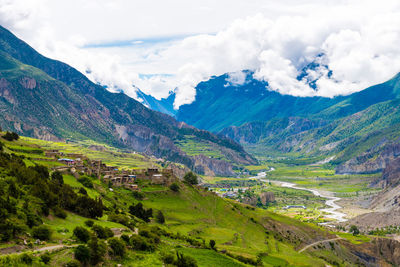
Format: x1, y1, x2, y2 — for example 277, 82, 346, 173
0, 133, 389, 266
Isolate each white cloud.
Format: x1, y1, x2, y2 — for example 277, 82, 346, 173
1, 0, 400, 108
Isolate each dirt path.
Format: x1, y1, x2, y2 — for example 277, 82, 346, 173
299, 237, 343, 253
1, 244, 78, 256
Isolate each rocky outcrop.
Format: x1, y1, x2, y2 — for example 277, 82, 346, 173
381, 157, 400, 186
260, 191, 275, 205
19, 77, 36, 89
336, 143, 400, 174
193, 154, 234, 177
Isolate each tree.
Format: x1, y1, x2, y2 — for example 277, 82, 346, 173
349, 225, 360, 236
183, 172, 198, 185
0, 141, 3, 152
156, 210, 165, 224
40, 253, 51, 264
209, 239, 216, 250
51, 171, 63, 185
88, 236, 107, 265
84, 220, 94, 227
74, 245, 90, 265
129, 203, 152, 222
73, 226, 91, 243
176, 252, 198, 267
32, 225, 52, 240
3, 131, 19, 141
169, 183, 180, 192
108, 237, 126, 258
91, 224, 114, 239
78, 176, 93, 188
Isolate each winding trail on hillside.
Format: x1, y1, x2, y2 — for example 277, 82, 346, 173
0, 244, 79, 256
250, 171, 347, 223
298, 236, 343, 253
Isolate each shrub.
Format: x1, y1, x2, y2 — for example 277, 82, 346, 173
0, 141, 3, 151
20, 253, 33, 265
54, 207, 67, 219
74, 245, 90, 264
84, 220, 94, 227
209, 239, 216, 250
156, 210, 165, 224
3, 131, 19, 141
108, 213, 130, 226
64, 260, 81, 267
88, 236, 107, 265
78, 187, 87, 195
26, 213, 43, 228
349, 225, 360, 236
92, 224, 114, 239
32, 225, 52, 240
129, 235, 155, 251
176, 252, 198, 267
120, 234, 130, 244
78, 176, 93, 188
183, 172, 198, 185
40, 253, 51, 264
169, 183, 180, 192
73, 226, 91, 243
108, 237, 126, 258
161, 253, 175, 264
132, 191, 144, 200
51, 171, 64, 185
129, 203, 152, 222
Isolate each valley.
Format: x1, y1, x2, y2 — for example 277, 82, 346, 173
1, 132, 400, 266
1, 11, 400, 266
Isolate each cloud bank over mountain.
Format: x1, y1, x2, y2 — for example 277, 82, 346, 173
1, 0, 400, 108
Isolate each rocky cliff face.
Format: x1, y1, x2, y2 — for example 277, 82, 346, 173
336, 143, 400, 174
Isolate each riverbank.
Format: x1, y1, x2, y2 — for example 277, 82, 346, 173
254, 172, 348, 223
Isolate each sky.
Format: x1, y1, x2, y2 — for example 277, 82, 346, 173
1, 0, 400, 108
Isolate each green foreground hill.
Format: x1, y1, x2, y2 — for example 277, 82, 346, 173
0, 134, 399, 266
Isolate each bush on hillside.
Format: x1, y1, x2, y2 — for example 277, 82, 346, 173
73, 226, 91, 243
129, 235, 155, 251
78, 176, 93, 188
32, 225, 52, 240
156, 210, 165, 224
53, 206, 67, 219
3, 131, 19, 141
183, 172, 198, 185
176, 252, 198, 267
169, 183, 180, 192
129, 203, 152, 222
108, 237, 126, 258
51, 171, 64, 185
84, 220, 94, 227
88, 236, 107, 265
91, 224, 113, 239
40, 253, 51, 264
74, 245, 90, 265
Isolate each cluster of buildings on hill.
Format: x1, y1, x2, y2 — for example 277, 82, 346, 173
46, 150, 177, 191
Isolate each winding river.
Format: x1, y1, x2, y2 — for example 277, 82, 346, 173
253, 172, 347, 223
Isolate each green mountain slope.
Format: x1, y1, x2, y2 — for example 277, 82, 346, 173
176, 72, 400, 132
0, 26, 255, 176
1, 135, 398, 266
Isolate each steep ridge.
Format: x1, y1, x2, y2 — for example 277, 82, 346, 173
0, 26, 255, 175
176, 71, 400, 132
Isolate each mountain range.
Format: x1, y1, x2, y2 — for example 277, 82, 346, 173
166, 71, 400, 174
0, 25, 255, 176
